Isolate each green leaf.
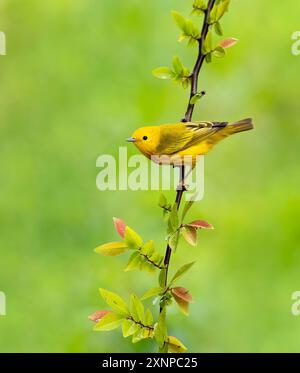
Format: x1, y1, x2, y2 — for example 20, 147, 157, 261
152, 66, 173, 80
213, 46, 226, 58
124, 226, 143, 250
178, 34, 188, 43
141, 240, 154, 256
185, 19, 200, 39
147, 241, 155, 258
142, 260, 157, 273
181, 77, 190, 89
99, 288, 129, 316
192, 0, 207, 15
158, 193, 167, 208
181, 226, 197, 246
181, 200, 194, 222
202, 30, 213, 55
190, 91, 205, 105
172, 56, 183, 75
145, 309, 154, 326
130, 294, 144, 321
170, 262, 195, 285
149, 251, 161, 263
94, 312, 124, 331
170, 57, 190, 88
141, 287, 162, 300
171, 10, 187, 31
142, 327, 154, 340
214, 21, 223, 36
216, 0, 230, 20
124, 251, 140, 272
141, 243, 164, 272
168, 230, 180, 251
125, 241, 163, 273
159, 268, 167, 288
131, 324, 153, 343
171, 11, 199, 44
205, 53, 212, 63
210, 0, 230, 23
166, 336, 187, 353
209, 4, 218, 24
94, 242, 128, 256
131, 324, 143, 343
122, 319, 139, 337
154, 308, 167, 347
168, 204, 179, 233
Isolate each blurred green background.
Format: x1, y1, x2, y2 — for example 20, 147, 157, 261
0, 0, 300, 352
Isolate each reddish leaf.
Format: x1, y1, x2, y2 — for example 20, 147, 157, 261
88, 310, 111, 322
219, 37, 238, 49
113, 217, 126, 238
171, 287, 193, 303
187, 220, 214, 230
181, 226, 197, 246
171, 293, 189, 316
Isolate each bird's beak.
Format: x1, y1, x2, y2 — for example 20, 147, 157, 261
126, 137, 136, 143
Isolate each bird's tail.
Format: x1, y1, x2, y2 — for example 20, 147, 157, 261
227, 118, 254, 134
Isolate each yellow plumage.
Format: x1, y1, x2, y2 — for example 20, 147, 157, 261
127, 118, 253, 166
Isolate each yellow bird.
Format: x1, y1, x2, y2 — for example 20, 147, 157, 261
127, 118, 253, 166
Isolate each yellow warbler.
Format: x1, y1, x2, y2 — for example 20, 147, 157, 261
127, 118, 253, 166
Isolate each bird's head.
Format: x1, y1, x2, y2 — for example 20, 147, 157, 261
127, 126, 160, 156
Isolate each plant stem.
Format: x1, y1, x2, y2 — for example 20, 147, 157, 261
160, 0, 216, 310
183, 0, 216, 122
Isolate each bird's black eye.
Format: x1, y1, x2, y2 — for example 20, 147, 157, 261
143, 136, 148, 141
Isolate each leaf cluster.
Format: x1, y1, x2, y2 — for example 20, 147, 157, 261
95, 218, 164, 273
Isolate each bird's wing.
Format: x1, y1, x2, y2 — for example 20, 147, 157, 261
155, 122, 228, 155
155, 124, 194, 154
156, 121, 228, 155
181, 121, 228, 150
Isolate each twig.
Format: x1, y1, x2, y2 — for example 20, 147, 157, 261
183, 0, 216, 123
161, 0, 216, 304
138, 249, 164, 270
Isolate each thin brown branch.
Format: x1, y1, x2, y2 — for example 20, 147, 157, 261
161, 0, 216, 307
127, 316, 154, 331
138, 249, 164, 270
183, 0, 216, 123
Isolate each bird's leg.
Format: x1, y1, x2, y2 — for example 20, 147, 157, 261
176, 166, 193, 191
177, 179, 187, 191
175, 165, 192, 191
